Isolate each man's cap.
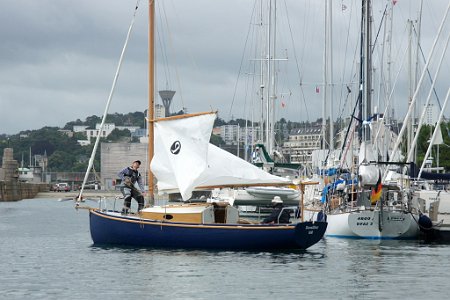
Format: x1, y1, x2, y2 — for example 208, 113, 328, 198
272, 196, 283, 204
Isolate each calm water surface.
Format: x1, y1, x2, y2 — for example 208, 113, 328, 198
0, 198, 448, 299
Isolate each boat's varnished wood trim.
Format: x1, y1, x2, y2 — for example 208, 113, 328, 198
151, 111, 216, 123
90, 209, 295, 230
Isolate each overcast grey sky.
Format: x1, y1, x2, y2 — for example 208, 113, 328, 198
0, 0, 448, 135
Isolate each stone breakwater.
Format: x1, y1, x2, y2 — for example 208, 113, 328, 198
0, 147, 49, 201
0, 181, 48, 201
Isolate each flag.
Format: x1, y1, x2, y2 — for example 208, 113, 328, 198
370, 172, 382, 204
315, 86, 320, 93
392, 0, 398, 5
281, 101, 286, 108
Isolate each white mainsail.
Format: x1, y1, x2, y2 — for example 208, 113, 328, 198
151, 112, 291, 200
195, 143, 291, 188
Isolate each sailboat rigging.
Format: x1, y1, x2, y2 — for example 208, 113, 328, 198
304, 0, 422, 240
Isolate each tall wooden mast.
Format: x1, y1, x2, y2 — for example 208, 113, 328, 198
148, 0, 155, 204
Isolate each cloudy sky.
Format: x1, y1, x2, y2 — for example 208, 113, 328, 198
0, 0, 448, 135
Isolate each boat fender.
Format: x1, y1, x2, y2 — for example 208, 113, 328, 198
317, 210, 327, 222
418, 213, 433, 230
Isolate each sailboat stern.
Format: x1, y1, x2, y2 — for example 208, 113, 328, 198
294, 221, 327, 249
346, 210, 419, 239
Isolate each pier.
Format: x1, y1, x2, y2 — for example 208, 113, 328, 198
0, 148, 48, 201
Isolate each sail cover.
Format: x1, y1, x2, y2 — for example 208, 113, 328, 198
151, 112, 291, 200
358, 141, 379, 185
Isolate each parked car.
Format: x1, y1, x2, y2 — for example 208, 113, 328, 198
83, 181, 100, 190
56, 183, 70, 192
50, 183, 59, 192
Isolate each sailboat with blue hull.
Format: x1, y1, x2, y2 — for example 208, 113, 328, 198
89, 209, 326, 250
84, 2, 327, 251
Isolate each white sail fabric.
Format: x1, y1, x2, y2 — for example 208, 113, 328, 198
433, 124, 444, 145
151, 113, 291, 200
358, 141, 379, 185
195, 143, 291, 188
151, 113, 216, 200
156, 143, 291, 198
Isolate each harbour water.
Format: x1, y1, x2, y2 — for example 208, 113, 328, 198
1, 198, 449, 299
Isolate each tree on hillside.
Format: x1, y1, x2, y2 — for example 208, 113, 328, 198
107, 129, 131, 142
210, 134, 225, 147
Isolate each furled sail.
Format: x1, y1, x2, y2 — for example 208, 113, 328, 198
358, 141, 379, 186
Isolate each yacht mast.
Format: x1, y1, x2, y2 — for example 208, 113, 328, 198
265, 0, 273, 155
328, 0, 334, 152
148, 0, 155, 203
407, 20, 414, 157
363, 0, 372, 142
321, 0, 327, 152
259, 0, 265, 145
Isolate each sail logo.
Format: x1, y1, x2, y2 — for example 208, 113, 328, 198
170, 141, 181, 155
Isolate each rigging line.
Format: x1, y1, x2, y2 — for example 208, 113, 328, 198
339, 92, 360, 162
336, 87, 353, 127
413, 25, 444, 111
299, 0, 310, 66
228, 0, 258, 119
418, 88, 450, 179
282, 0, 309, 121
78, 0, 140, 203
387, 1, 449, 172
338, 0, 356, 128
160, 0, 185, 110
406, 29, 450, 164
373, 42, 409, 148
156, 4, 170, 88
371, 4, 388, 55
298, 84, 310, 122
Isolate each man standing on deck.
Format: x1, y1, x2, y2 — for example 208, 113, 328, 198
118, 160, 145, 214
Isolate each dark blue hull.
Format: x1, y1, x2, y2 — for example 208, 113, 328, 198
89, 209, 327, 250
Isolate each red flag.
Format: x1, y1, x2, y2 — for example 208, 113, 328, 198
315, 86, 320, 93
392, 0, 398, 5
281, 101, 286, 108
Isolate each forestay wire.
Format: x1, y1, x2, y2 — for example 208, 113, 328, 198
76, 1, 141, 204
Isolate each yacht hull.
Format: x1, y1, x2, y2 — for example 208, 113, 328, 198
89, 209, 327, 250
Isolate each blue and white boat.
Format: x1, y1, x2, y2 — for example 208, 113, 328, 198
88, 113, 326, 250
90, 203, 326, 250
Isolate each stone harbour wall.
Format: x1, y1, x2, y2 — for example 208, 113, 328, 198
0, 147, 49, 201
0, 181, 49, 201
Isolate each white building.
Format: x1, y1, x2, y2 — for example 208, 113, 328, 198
282, 127, 322, 167
73, 125, 88, 133
116, 126, 140, 133
219, 125, 259, 145
423, 103, 439, 125
155, 104, 165, 119
85, 123, 116, 142
75, 123, 146, 146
